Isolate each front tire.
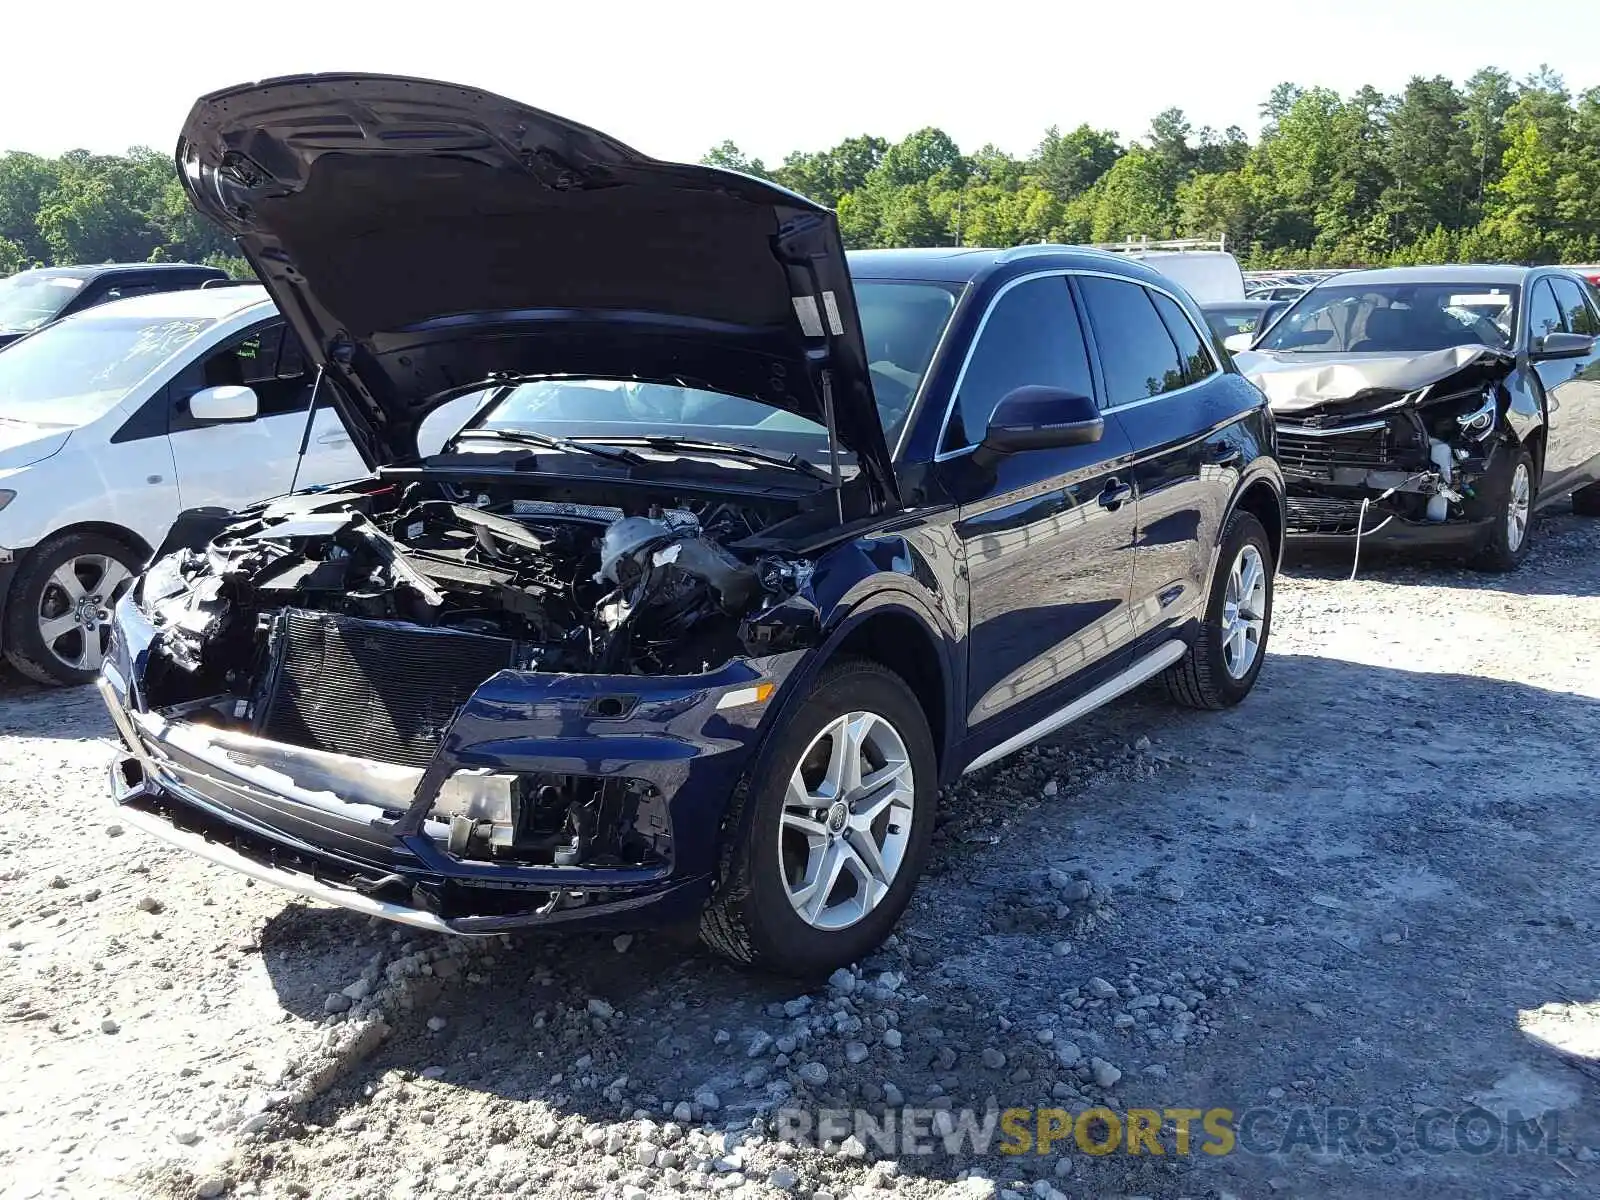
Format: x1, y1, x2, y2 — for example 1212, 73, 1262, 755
1473, 444, 1535, 572
699, 659, 936, 976
1162, 510, 1274, 710
3, 532, 140, 686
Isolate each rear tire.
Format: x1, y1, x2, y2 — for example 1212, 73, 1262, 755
1162, 510, 1274, 710
1472, 445, 1535, 572
3, 532, 141, 687
699, 659, 936, 976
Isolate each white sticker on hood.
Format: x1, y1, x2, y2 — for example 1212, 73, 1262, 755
822, 290, 845, 336
792, 295, 824, 338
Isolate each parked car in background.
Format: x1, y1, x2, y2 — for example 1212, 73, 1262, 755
1088, 239, 1246, 302
0, 263, 229, 350
0, 285, 372, 685
1563, 263, 1600, 286
1202, 299, 1289, 347
1234, 265, 1600, 570
1245, 284, 1306, 303
101, 72, 1285, 976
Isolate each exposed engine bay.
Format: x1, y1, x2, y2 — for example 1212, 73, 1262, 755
135, 480, 820, 769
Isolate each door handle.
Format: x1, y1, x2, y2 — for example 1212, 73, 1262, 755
1098, 478, 1133, 510
1211, 445, 1242, 467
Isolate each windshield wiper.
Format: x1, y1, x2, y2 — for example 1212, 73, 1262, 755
451, 427, 643, 465
622, 435, 834, 484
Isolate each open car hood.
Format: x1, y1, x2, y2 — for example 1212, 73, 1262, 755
175, 73, 897, 505
1236, 345, 1514, 415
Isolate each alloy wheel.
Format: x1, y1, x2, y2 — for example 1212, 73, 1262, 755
36, 554, 132, 676
779, 710, 916, 931
1506, 460, 1531, 553
1221, 543, 1267, 680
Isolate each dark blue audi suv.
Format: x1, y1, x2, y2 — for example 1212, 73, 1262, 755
99, 74, 1285, 975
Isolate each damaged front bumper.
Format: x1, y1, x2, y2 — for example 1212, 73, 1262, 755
1276, 407, 1508, 546
100, 595, 804, 935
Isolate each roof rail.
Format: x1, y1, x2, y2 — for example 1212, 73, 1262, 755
200, 277, 255, 288
1086, 236, 1228, 254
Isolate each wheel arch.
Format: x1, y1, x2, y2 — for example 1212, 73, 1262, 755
825, 606, 952, 777
1520, 422, 1547, 486
1230, 476, 1285, 570
27, 522, 154, 569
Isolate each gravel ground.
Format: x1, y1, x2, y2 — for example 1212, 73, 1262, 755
3, 513, 1599, 1200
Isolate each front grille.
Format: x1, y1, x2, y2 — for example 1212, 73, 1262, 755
1277, 424, 1393, 476
259, 610, 515, 768
1286, 494, 1367, 535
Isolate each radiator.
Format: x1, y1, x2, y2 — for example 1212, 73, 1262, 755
258, 609, 515, 768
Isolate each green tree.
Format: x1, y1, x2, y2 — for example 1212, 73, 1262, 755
1382, 76, 1475, 246
872, 128, 968, 190
1035, 125, 1121, 203
1088, 149, 1172, 241
1463, 67, 1515, 203
700, 141, 768, 178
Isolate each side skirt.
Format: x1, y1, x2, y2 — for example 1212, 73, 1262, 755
962, 640, 1187, 774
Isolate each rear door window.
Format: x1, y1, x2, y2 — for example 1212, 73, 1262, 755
1077, 276, 1187, 406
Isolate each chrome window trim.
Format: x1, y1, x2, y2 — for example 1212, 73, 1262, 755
930, 268, 1222, 463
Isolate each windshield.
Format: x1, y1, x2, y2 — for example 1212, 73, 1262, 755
0, 312, 216, 426
1256, 282, 1519, 354
0, 272, 88, 333
466, 280, 959, 454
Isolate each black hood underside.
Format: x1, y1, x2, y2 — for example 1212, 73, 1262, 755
175, 73, 897, 505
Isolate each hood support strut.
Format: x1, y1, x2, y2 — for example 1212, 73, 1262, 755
820, 369, 845, 523
289, 364, 326, 496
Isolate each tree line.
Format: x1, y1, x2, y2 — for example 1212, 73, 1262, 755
0, 148, 249, 277
1, 67, 1595, 276
705, 67, 1600, 267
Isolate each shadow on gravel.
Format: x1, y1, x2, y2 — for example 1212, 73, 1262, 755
0, 673, 113, 740
1283, 511, 1600, 598
239, 649, 1600, 1198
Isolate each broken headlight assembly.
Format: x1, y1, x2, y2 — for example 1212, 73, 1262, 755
1454, 391, 1498, 441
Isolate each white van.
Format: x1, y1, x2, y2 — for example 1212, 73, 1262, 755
1088, 239, 1247, 303
0, 286, 481, 685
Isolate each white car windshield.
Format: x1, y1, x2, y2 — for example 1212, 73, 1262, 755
0, 312, 216, 426
1255, 283, 1519, 354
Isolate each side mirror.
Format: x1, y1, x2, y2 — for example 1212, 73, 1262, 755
1533, 331, 1595, 360
979, 386, 1103, 458
1223, 331, 1255, 353
188, 384, 258, 423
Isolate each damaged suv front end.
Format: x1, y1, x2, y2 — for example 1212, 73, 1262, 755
102, 479, 830, 934
100, 72, 941, 950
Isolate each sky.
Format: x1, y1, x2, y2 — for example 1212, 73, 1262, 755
7, 0, 1600, 164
